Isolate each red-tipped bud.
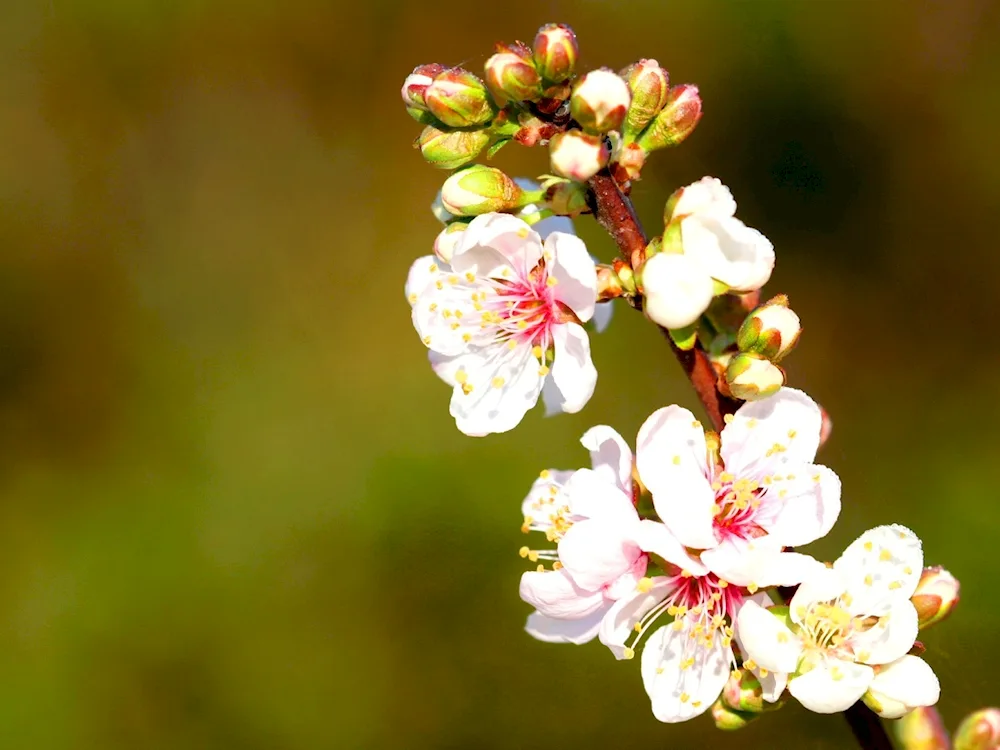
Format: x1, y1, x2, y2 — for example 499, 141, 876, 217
893, 706, 950, 750
485, 44, 542, 104
548, 130, 610, 182
533, 23, 578, 83
955, 708, 1000, 750
570, 69, 630, 134
424, 68, 495, 129
637, 84, 703, 151
440, 165, 523, 216
402, 63, 447, 109
621, 59, 670, 137
911, 566, 960, 630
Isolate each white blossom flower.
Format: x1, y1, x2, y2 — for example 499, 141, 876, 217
518, 426, 644, 644
636, 388, 841, 590
406, 213, 599, 436
736, 525, 940, 717
640, 252, 715, 330
670, 176, 775, 293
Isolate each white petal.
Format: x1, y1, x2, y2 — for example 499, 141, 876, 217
640, 252, 714, 329
788, 659, 874, 714
836, 524, 924, 616
557, 518, 640, 592
789, 566, 848, 624
519, 469, 575, 525
560, 469, 637, 523
448, 343, 544, 436
405, 255, 439, 305
681, 215, 774, 292
453, 212, 542, 275
542, 323, 597, 416
592, 300, 614, 333
672, 177, 737, 219
525, 608, 607, 645
701, 539, 824, 589
547, 232, 597, 322
632, 520, 709, 576
764, 464, 842, 547
519, 569, 606, 619
598, 577, 677, 659
580, 425, 633, 495
866, 656, 940, 719
850, 600, 919, 666
636, 405, 710, 482
721, 388, 823, 477
734, 600, 803, 673
641, 624, 733, 723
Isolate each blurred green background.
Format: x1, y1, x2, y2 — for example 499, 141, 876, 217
1, 0, 998, 747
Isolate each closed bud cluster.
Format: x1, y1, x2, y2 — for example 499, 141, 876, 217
893, 706, 950, 750
417, 126, 490, 170
737, 295, 802, 363
570, 69, 631, 134
637, 84, 703, 151
440, 165, 523, 216
549, 130, 610, 182
424, 68, 496, 129
711, 698, 758, 731
485, 43, 543, 104
725, 351, 785, 400
911, 566, 960, 630
954, 708, 1000, 750
621, 59, 670, 137
533, 23, 578, 83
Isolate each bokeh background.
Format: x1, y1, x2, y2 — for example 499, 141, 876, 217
2, 0, 998, 747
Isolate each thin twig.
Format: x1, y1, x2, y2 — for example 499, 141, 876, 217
586, 168, 895, 750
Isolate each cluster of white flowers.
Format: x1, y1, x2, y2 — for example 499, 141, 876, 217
516, 389, 940, 722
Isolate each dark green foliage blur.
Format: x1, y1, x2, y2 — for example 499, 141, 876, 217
1, 1, 998, 747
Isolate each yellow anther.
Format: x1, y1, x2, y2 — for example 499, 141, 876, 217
672, 455, 681, 465
517, 321, 528, 330
656, 667, 665, 675
864, 541, 873, 552
672, 620, 684, 631
435, 281, 444, 290
879, 548, 893, 562
465, 272, 475, 282
539, 469, 550, 479
462, 333, 471, 343
680, 693, 690, 703
743, 659, 757, 671
532, 345, 543, 359
747, 582, 759, 594
888, 580, 902, 590
422, 336, 432, 345
720, 472, 734, 483
637, 577, 654, 593
711, 481, 722, 491
516, 228, 529, 239
623, 647, 635, 660
428, 263, 438, 273
724, 414, 734, 424
407, 293, 418, 304
903, 566, 913, 575
681, 569, 692, 578
856, 650, 871, 663
527, 551, 539, 562
680, 657, 695, 671
787, 429, 797, 439
831, 666, 844, 682
461, 383, 474, 395
536, 564, 545, 572
492, 376, 505, 388
633, 621, 642, 632
455, 370, 468, 384
841, 593, 853, 607
692, 701, 703, 708
864, 574, 874, 586
538, 366, 550, 376
546, 276, 558, 287
552, 561, 563, 571
518, 546, 529, 558
718, 579, 729, 588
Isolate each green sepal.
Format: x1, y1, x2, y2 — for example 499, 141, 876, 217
668, 323, 698, 351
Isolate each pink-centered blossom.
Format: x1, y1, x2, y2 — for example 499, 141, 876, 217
406, 213, 599, 436
636, 388, 841, 590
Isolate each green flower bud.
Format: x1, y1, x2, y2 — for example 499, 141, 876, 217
402, 63, 447, 108
549, 130, 610, 182
621, 59, 669, 137
711, 698, 759, 730
417, 126, 490, 170
533, 23, 578, 83
485, 43, 542, 104
721, 669, 766, 713
570, 69, 630, 134
726, 351, 785, 400
954, 708, 1000, 750
737, 294, 802, 362
439, 165, 523, 216
637, 84, 703, 152
892, 706, 950, 750
424, 68, 496, 129
911, 566, 960, 631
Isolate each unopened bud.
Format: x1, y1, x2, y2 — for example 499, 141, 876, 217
424, 68, 495, 129
533, 23, 578, 83
893, 706, 950, 750
485, 44, 542, 104
726, 352, 785, 400
722, 669, 766, 713
639, 252, 714, 330
621, 59, 669, 137
613, 142, 647, 182
637, 84, 703, 152
402, 64, 447, 108
542, 179, 589, 216
954, 708, 1000, 750
417, 126, 491, 170
911, 566, 960, 630
711, 698, 758, 731
433, 221, 469, 264
439, 165, 523, 216
570, 69, 630, 134
549, 130, 610, 182
737, 295, 802, 363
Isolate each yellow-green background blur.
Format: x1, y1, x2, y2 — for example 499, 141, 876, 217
2, 1, 998, 747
